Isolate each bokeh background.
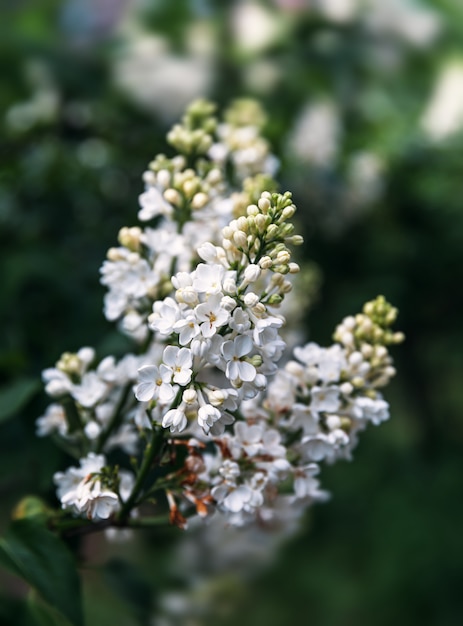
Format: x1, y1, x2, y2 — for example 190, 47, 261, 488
1, 1, 463, 624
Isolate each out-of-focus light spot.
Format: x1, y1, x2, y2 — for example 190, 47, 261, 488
421, 61, 463, 141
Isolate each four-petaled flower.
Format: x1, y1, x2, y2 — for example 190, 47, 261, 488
195, 294, 230, 338
135, 365, 175, 403
221, 335, 256, 382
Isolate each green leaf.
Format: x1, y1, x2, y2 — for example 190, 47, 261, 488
0, 377, 41, 423
26, 590, 74, 626
0, 519, 84, 626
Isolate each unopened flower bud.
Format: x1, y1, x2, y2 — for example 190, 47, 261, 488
280, 205, 295, 220
233, 231, 248, 248
207, 168, 222, 184
237, 216, 249, 232
252, 302, 267, 316
266, 224, 279, 239
192, 192, 209, 209
107, 247, 122, 261
343, 316, 356, 330
208, 389, 226, 406
326, 415, 342, 430
156, 169, 171, 187
259, 256, 273, 269
222, 226, 233, 240
182, 180, 197, 198
244, 292, 260, 307
340, 382, 354, 395
258, 196, 271, 212
285, 235, 304, 245
247, 204, 259, 216
276, 250, 290, 264
267, 294, 283, 305
255, 214, 269, 233
176, 287, 198, 305
249, 355, 263, 368
183, 389, 197, 404
349, 351, 363, 366
143, 171, 156, 185
375, 345, 388, 360
223, 278, 237, 294
361, 343, 374, 358
118, 226, 142, 251
164, 188, 181, 205
243, 264, 261, 283
221, 295, 237, 311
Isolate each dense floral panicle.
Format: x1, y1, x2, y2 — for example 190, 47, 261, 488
98, 99, 281, 340
38, 99, 402, 539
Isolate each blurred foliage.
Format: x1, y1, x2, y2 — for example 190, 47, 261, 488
1, 0, 463, 624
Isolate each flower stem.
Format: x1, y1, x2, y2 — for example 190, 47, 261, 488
116, 427, 165, 522
95, 382, 134, 453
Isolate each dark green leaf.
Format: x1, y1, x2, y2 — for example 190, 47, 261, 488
26, 590, 73, 626
0, 377, 41, 423
0, 519, 84, 626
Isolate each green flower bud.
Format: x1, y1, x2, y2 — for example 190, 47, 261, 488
267, 294, 284, 305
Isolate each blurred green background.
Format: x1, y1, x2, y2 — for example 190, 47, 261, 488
1, 1, 463, 624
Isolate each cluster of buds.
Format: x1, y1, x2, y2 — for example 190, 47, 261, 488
36, 99, 403, 538
334, 295, 405, 390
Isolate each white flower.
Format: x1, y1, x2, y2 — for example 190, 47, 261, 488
232, 422, 264, 457
53, 453, 132, 521
149, 297, 181, 336
162, 346, 193, 386
72, 372, 108, 408
293, 464, 326, 500
310, 385, 341, 414
220, 484, 258, 513
197, 403, 222, 433
135, 365, 175, 404
229, 307, 251, 333
221, 335, 256, 383
289, 403, 320, 436
36, 404, 68, 437
301, 435, 336, 462
195, 293, 230, 338
353, 396, 389, 424
162, 406, 188, 433
197, 242, 228, 265
138, 186, 173, 221
193, 263, 226, 295
317, 345, 346, 383
173, 313, 200, 345
42, 368, 72, 397
219, 459, 240, 483
81, 483, 120, 521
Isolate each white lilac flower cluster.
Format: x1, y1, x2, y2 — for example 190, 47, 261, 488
37, 99, 402, 531
100, 98, 278, 343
